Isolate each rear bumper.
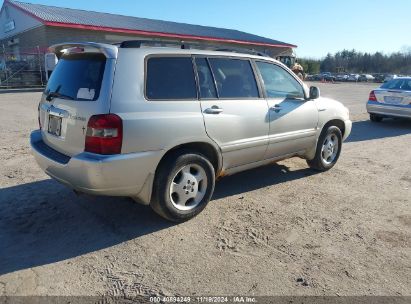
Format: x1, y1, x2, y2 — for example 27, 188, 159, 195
367, 101, 411, 118
30, 130, 163, 204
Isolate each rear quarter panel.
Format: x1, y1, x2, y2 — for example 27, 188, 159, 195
110, 49, 215, 155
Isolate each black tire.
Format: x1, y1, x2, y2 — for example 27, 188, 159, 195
306, 126, 342, 171
151, 151, 215, 222
370, 113, 383, 122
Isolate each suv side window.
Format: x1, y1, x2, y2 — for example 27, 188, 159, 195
146, 57, 197, 100
256, 61, 305, 99
195, 58, 218, 99
208, 58, 259, 99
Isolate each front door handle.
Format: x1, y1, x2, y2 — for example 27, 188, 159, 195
204, 106, 223, 114
270, 104, 282, 112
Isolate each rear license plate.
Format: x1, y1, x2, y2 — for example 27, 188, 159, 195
48, 115, 62, 136
384, 96, 403, 104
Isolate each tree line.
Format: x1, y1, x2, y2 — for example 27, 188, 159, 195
298, 49, 411, 75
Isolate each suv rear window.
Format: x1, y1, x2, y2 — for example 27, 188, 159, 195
146, 57, 197, 100
45, 53, 106, 101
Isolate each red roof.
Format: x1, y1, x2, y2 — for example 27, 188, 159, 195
5, 0, 297, 49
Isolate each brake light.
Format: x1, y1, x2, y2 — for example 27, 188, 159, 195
369, 91, 378, 102
85, 114, 123, 155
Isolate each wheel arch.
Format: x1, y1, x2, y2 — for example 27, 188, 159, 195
148, 141, 221, 220
322, 119, 346, 137
156, 141, 222, 177
134, 141, 222, 206
305, 118, 346, 160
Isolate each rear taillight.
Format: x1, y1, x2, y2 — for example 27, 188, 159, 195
369, 91, 378, 102
85, 114, 123, 155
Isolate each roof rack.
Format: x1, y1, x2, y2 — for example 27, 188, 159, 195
116, 40, 271, 57
214, 48, 270, 57
118, 40, 191, 49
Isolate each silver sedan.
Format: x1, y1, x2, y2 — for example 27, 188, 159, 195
367, 77, 411, 122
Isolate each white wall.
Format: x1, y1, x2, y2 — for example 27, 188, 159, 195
0, 2, 42, 40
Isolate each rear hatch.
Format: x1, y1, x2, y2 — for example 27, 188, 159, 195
374, 78, 411, 106
38, 43, 117, 157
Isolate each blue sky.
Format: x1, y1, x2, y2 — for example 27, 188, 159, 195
10, 0, 411, 58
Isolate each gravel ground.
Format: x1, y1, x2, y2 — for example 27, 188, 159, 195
0, 82, 410, 297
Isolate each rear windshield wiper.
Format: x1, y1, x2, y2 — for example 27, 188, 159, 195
46, 91, 74, 101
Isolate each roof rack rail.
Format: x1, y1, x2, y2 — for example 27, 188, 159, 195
215, 48, 270, 57
116, 40, 271, 57
118, 40, 191, 49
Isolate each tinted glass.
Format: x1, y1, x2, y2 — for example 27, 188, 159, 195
45, 53, 106, 101
146, 57, 197, 100
381, 78, 411, 90
195, 58, 217, 99
208, 58, 259, 98
256, 62, 304, 99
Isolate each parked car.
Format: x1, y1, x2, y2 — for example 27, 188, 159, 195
358, 74, 375, 82
305, 74, 315, 81
30, 41, 352, 222
384, 74, 397, 82
347, 74, 360, 82
373, 74, 385, 83
318, 72, 335, 82
367, 77, 411, 122
336, 74, 349, 82
312, 74, 323, 81
323, 74, 336, 82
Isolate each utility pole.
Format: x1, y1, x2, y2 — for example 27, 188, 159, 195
37, 45, 44, 86
3, 44, 8, 88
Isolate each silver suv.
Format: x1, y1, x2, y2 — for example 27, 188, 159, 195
31, 41, 352, 222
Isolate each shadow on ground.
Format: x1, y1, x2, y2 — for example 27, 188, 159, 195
0, 180, 173, 275
213, 163, 315, 200
0, 161, 317, 275
348, 119, 411, 142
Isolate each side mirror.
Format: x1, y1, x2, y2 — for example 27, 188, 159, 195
309, 86, 320, 99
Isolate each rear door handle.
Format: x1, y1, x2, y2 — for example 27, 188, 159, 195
204, 106, 223, 114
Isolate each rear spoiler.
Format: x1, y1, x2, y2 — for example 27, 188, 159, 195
48, 42, 118, 59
